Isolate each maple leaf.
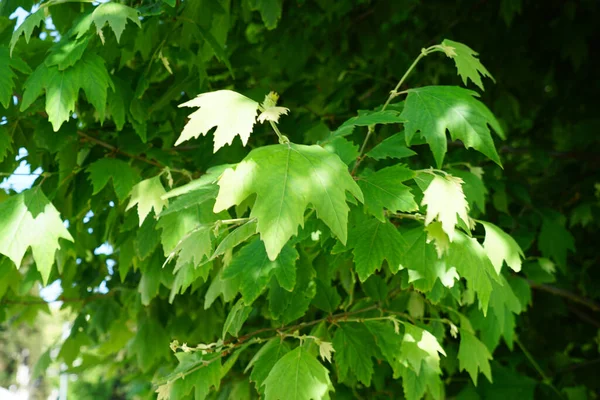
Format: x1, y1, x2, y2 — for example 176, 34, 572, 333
458, 330, 493, 385
357, 164, 418, 222
86, 158, 140, 202
263, 347, 333, 400
347, 215, 406, 282
0, 188, 73, 284
214, 143, 363, 260
333, 322, 379, 385
442, 39, 495, 91
425, 221, 451, 258
401, 323, 446, 374
176, 90, 259, 152
21, 54, 114, 130
422, 173, 470, 241
258, 92, 289, 123
222, 239, 298, 304
126, 176, 168, 226
366, 132, 417, 160
319, 341, 335, 363
480, 221, 524, 273
246, 339, 290, 394
400, 86, 504, 167
0, 47, 31, 109
9, 8, 45, 55
90, 3, 141, 43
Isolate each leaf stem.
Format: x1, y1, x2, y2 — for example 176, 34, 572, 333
352, 45, 437, 175
269, 121, 289, 144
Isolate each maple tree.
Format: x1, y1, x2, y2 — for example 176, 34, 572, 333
1, 1, 598, 400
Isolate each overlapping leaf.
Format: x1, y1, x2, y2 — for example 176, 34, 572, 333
442, 39, 495, 90
400, 86, 504, 167
263, 347, 333, 400
214, 143, 363, 260
0, 188, 73, 284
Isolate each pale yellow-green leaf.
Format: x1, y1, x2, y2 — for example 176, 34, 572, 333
424, 221, 450, 258
0, 188, 73, 284
319, 341, 335, 364
176, 90, 259, 152
480, 221, 524, 273
257, 106, 289, 123
422, 174, 470, 241
126, 176, 168, 226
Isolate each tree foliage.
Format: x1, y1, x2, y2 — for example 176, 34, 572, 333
1, 1, 598, 399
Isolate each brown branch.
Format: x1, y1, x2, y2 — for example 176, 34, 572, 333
527, 280, 600, 313
77, 131, 189, 175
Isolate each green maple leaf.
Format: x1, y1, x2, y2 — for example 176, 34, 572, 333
357, 164, 418, 221
176, 90, 259, 152
214, 143, 363, 260
458, 330, 493, 385
422, 173, 470, 241
333, 322, 379, 386
447, 231, 499, 314
321, 136, 359, 165
0, 188, 73, 284
222, 298, 252, 338
268, 253, 316, 324
86, 158, 140, 202
211, 219, 257, 260
157, 199, 222, 257
442, 39, 495, 91
164, 352, 221, 399
399, 226, 458, 292
363, 320, 403, 371
9, 8, 45, 55
45, 36, 90, 71
347, 215, 406, 282
21, 54, 114, 130
366, 132, 417, 160
245, 339, 291, 394
401, 362, 444, 400
222, 239, 298, 304
400, 86, 504, 167
480, 221, 524, 273
126, 176, 168, 226
0, 47, 31, 108
329, 109, 406, 139
263, 346, 333, 400
400, 323, 446, 374
89, 2, 141, 43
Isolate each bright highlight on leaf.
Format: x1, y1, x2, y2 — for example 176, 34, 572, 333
9, 8, 45, 55
442, 39, 495, 91
480, 221, 524, 273
214, 143, 363, 260
89, 3, 141, 43
422, 174, 470, 241
127, 176, 168, 226
400, 86, 504, 167
176, 90, 260, 152
21, 54, 114, 130
0, 188, 73, 284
